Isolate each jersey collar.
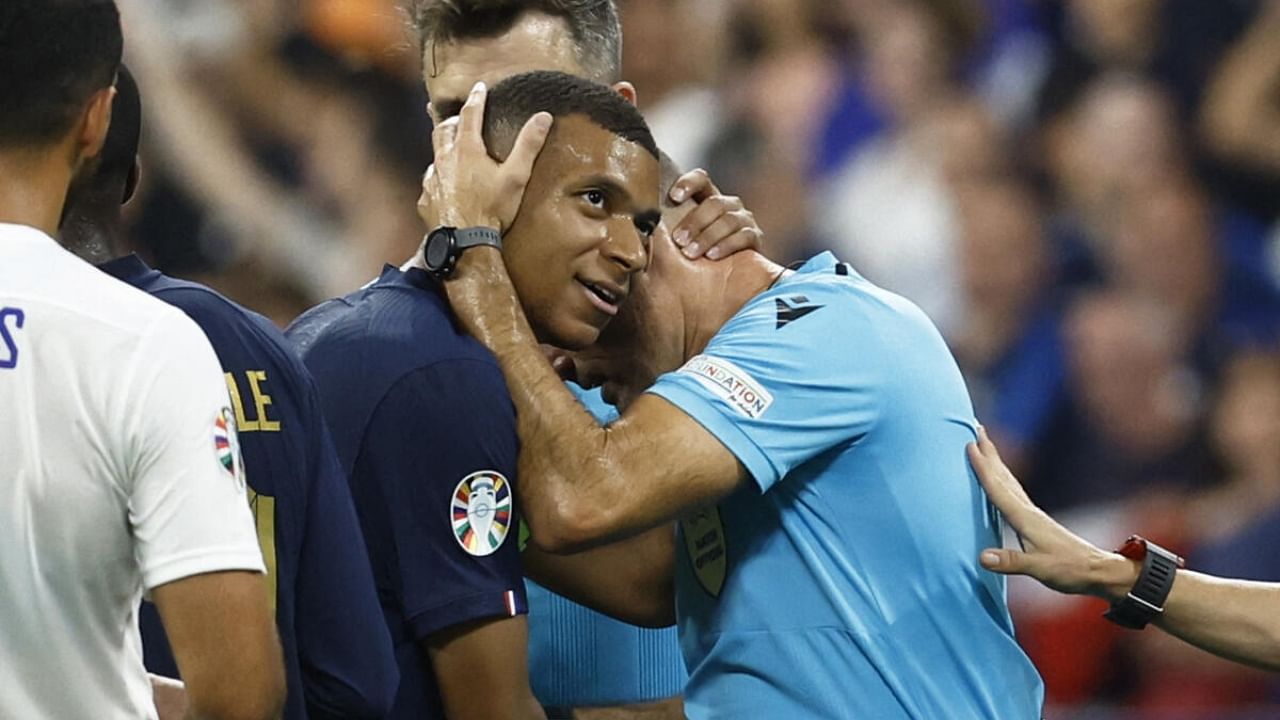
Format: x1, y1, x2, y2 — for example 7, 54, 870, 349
0, 222, 59, 249
98, 253, 163, 284
379, 263, 441, 293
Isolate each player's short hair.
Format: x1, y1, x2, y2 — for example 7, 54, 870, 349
0, 0, 122, 148
410, 0, 621, 84
482, 71, 657, 163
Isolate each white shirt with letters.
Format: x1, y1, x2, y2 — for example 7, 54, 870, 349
0, 223, 265, 719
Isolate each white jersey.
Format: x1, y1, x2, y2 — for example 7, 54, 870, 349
0, 224, 265, 719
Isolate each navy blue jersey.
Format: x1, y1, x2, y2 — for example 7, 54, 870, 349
99, 254, 397, 720
287, 265, 528, 720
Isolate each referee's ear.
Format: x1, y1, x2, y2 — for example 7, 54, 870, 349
123, 155, 141, 206
612, 81, 637, 107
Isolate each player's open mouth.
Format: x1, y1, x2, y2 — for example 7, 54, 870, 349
578, 278, 624, 316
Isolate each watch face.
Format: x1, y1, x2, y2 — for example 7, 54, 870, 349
425, 230, 453, 271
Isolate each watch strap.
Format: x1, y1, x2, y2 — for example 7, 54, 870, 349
454, 226, 502, 251
1103, 538, 1184, 630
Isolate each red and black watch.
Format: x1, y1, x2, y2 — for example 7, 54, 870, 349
1103, 535, 1185, 630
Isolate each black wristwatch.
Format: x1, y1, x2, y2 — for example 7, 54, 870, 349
1103, 535, 1184, 630
422, 226, 502, 279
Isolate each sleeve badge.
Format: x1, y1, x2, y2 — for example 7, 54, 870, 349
452, 470, 513, 556
214, 407, 246, 492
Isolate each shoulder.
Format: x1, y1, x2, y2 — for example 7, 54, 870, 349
291, 281, 499, 387
152, 279, 304, 369
720, 263, 937, 351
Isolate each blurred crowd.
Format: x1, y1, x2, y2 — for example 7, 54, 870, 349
115, 0, 1280, 715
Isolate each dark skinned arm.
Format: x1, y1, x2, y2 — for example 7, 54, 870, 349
424, 617, 546, 720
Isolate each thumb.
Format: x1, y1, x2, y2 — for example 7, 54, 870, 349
503, 112, 553, 184
979, 548, 1034, 576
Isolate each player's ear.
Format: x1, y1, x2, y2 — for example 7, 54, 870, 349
612, 82, 637, 106
77, 86, 116, 164
123, 155, 141, 205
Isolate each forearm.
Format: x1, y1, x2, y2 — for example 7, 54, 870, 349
523, 525, 676, 627
461, 273, 638, 550
1092, 557, 1280, 671
1153, 572, 1280, 671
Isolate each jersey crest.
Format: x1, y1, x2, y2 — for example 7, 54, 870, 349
452, 471, 513, 556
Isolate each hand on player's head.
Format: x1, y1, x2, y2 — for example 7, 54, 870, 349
420, 81, 553, 233
666, 169, 763, 260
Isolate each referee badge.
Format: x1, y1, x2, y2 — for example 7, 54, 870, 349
214, 407, 245, 491
452, 471, 513, 556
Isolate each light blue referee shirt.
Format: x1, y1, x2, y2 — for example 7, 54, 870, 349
646, 252, 1044, 719
526, 385, 687, 709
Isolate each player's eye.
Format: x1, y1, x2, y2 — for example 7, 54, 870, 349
583, 190, 606, 208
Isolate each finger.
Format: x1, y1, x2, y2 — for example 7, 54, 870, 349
550, 355, 578, 382
977, 424, 1003, 462
978, 548, 1035, 576
683, 211, 751, 259
501, 112, 554, 187
672, 195, 742, 248
457, 81, 487, 148
705, 227, 764, 260
968, 441, 1030, 527
432, 118, 460, 163
669, 168, 716, 204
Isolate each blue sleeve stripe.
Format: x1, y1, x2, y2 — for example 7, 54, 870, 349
645, 381, 778, 492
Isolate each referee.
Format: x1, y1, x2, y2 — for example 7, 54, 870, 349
0, 2, 283, 718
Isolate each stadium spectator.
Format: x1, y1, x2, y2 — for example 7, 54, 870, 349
431, 82, 1045, 718
0, 2, 283, 718
817, 0, 977, 336
951, 179, 1067, 477
59, 67, 399, 720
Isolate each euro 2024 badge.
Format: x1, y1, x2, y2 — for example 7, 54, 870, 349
452, 471, 513, 556
214, 406, 246, 492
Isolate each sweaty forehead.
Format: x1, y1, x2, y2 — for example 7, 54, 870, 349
534, 116, 658, 203
426, 13, 583, 116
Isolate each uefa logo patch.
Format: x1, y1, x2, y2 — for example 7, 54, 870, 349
452, 471, 513, 557
214, 407, 245, 491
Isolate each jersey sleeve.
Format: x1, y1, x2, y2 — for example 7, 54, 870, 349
123, 312, 265, 590
645, 291, 880, 493
362, 360, 526, 642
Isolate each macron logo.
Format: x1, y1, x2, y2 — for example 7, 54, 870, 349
679, 354, 773, 419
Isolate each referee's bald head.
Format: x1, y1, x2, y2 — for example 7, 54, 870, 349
0, 0, 122, 150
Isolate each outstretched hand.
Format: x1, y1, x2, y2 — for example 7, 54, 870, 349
417, 81, 553, 233
667, 169, 763, 260
968, 427, 1134, 599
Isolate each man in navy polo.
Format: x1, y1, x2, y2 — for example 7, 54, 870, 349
288, 71, 663, 720
58, 67, 398, 720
